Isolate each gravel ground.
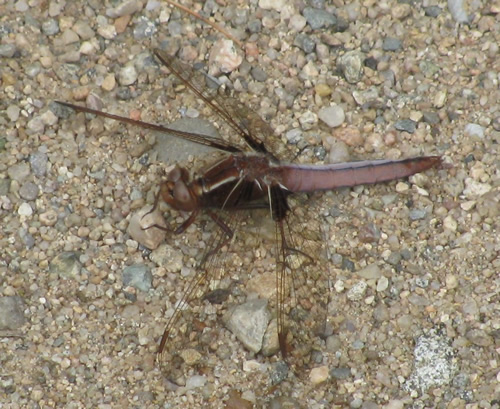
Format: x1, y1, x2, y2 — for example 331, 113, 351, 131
1, 1, 499, 408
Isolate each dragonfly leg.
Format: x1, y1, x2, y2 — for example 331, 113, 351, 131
174, 208, 200, 234
142, 186, 163, 219
198, 210, 234, 266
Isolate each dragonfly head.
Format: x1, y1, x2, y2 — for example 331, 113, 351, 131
160, 166, 198, 211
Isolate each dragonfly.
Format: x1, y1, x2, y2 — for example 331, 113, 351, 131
56, 49, 441, 378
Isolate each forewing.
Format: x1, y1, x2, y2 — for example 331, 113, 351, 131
154, 49, 286, 157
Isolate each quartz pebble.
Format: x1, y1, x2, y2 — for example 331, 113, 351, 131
318, 105, 345, 128
118, 64, 138, 86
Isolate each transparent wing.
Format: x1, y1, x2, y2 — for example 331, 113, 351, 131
273, 195, 333, 369
156, 195, 333, 380
154, 49, 287, 158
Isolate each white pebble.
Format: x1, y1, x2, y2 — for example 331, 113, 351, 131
40, 109, 58, 126
309, 365, 329, 384
298, 111, 317, 130
463, 178, 492, 198
97, 24, 117, 40
347, 281, 368, 301
318, 105, 345, 128
445, 274, 458, 289
243, 359, 262, 372
443, 215, 457, 232
357, 263, 382, 279
209, 39, 242, 74
6, 105, 20, 121
18, 202, 33, 216
464, 123, 485, 138
448, 0, 469, 23
334, 279, 345, 292
259, 0, 286, 12
118, 64, 137, 86
377, 276, 389, 292
289, 14, 307, 31
185, 375, 206, 389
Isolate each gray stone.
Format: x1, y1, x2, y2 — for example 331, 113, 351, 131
303, 7, 336, 30
122, 264, 153, 292
383, 37, 402, 52
223, 299, 270, 353
0, 297, 26, 330
394, 119, 416, 133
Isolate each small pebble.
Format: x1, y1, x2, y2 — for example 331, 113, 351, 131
466, 329, 492, 347
19, 182, 39, 201
118, 64, 138, 86
463, 179, 492, 198
179, 348, 202, 366
385, 400, 404, 409
293, 34, 315, 54
133, 17, 157, 39
101, 73, 116, 91
258, 0, 286, 12
433, 90, 447, 108
106, 0, 143, 18
298, 111, 317, 130
73, 20, 95, 39
285, 128, 302, 144
394, 119, 416, 133
443, 215, 458, 231
39, 210, 58, 226
318, 105, 345, 128
18, 202, 33, 216
150, 244, 184, 272
347, 281, 368, 301
330, 367, 351, 380
409, 209, 427, 221
6, 105, 20, 122
0, 296, 26, 330
448, 0, 470, 23
61, 29, 79, 45
29, 151, 48, 177
424, 6, 442, 17
289, 14, 307, 32
338, 51, 364, 84
42, 19, 59, 35
383, 37, 402, 52
309, 365, 329, 384
223, 299, 270, 353
49, 252, 82, 279
208, 39, 243, 74
15, 0, 29, 12
185, 375, 207, 390
391, 3, 411, 19
404, 329, 457, 393
315, 83, 332, 97
303, 7, 337, 30
0, 44, 17, 57
122, 264, 153, 292
464, 123, 484, 138
423, 111, 440, 125
97, 24, 117, 39
357, 263, 382, 280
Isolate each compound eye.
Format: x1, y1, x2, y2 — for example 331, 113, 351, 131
173, 181, 191, 205
167, 166, 182, 182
